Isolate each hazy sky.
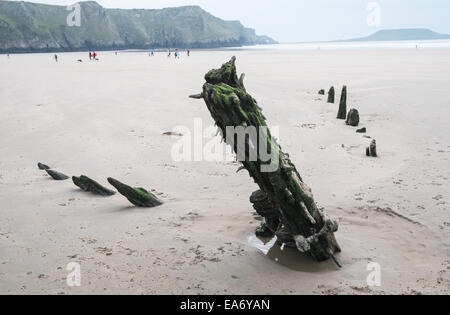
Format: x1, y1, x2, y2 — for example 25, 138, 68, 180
10, 0, 450, 42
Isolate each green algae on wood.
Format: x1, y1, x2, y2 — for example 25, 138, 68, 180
72, 175, 116, 196
189, 57, 341, 262
107, 178, 163, 208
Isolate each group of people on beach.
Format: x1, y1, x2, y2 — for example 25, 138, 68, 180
5, 49, 192, 60
5, 49, 192, 62
89, 51, 98, 61
165, 49, 190, 58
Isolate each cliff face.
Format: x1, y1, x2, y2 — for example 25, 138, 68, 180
0, 1, 277, 53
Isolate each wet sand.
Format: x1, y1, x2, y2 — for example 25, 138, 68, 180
0, 49, 449, 294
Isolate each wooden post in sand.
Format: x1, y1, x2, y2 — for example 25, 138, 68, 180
346, 108, 360, 126
327, 87, 335, 103
366, 140, 378, 157
337, 86, 347, 119
190, 57, 341, 262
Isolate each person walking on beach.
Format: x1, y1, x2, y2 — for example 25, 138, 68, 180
187, 49, 190, 57
151, 49, 154, 56
54, 54, 58, 62
167, 50, 171, 58
89, 52, 92, 60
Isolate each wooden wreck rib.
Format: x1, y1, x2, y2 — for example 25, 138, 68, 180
190, 57, 341, 262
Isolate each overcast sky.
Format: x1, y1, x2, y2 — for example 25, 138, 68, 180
10, 0, 450, 42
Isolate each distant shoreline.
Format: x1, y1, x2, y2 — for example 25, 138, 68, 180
4, 39, 450, 55
0, 42, 265, 55
233, 39, 450, 51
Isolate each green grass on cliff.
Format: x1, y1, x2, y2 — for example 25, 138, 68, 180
0, 1, 276, 52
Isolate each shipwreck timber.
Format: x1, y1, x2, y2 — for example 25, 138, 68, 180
190, 57, 341, 262
45, 169, 69, 181
107, 178, 163, 208
73, 175, 116, 196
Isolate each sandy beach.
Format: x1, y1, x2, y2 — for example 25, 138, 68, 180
0, 48, 449, 295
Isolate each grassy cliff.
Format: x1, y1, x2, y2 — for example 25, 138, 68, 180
0, 1, 276, 52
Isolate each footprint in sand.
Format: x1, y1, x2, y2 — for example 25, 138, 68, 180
298, 123, 317, 129
180, 211, 202, 222
94, 247, 113, 256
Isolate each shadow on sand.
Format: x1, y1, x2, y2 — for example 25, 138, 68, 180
248, 235, 339, 272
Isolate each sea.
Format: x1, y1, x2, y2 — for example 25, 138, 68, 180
229, 39, 450, 51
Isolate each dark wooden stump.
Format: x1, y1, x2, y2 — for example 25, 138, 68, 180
337, 86, 347, 119
366, 140, 378, 157
327, 86, 335, 103
346, 108, 360, 126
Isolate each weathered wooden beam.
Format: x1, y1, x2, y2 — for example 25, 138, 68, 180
37, 162, 50, 170
366, 140, 378, 157
45, 169, 69, 180
73, 175, 116, 196
107, 178, 162, 208
327, 86, 335, 103
337, 86, 347, 119
190, 57, 341, 262
346, 108, 360, 126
